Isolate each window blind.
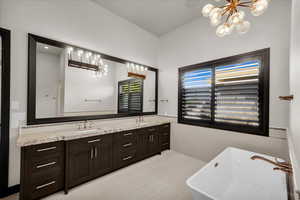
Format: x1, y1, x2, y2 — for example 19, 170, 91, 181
214, 60, 260, 126
181, 68, 212, 121
118, 79, 143, 113
178, 49, 269, 136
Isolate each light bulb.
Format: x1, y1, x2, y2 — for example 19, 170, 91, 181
99, 59, 104, 65
236, 21, 251, 34
229, 11, 245, 25
85, 52, 92, 58
224, 24, 234, 35
67, 47, 73, 54
251, 0, 268, 16
209, 8, 222, 19
202, 4, 215, 17
210, 13, 221, 27
77, 50, 83, 57
216, 24, 227, 37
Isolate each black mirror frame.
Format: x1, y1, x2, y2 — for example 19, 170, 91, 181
27, 34, 158, 125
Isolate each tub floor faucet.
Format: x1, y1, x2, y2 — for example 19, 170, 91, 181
251, 155, 293, 174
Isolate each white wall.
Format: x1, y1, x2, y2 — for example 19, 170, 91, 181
36, 52, 61, 118
289, 0, 300, 191
64, 61, 117, 114
158, 0, 290, 161
0, 0, 159, 186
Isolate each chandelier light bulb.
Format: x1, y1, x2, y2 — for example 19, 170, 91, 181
209, 7, 222, 19
210, 15, 221, 27
236, 21, 251, 34
216, 24, 227, 37
229, 11, 245, 25
202, 4, 215, 17
251, 0, 268, 16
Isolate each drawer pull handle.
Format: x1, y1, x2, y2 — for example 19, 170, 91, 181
148, 128, 155, 132
36, 181, 56, 190
162, 143, 169, 146
36, 147, 56, 152
88, 139, 101, 143
123, 133, 133, 136
122, 156, 133, 161
164, 125, 169, 128
123, 143, 132, 148
163, 133, 169, 136
36, 162, 56, 169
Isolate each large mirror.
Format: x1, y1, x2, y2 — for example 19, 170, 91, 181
28, 34, 157, 124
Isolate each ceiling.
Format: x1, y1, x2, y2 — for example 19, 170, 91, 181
92, 0, 205, 36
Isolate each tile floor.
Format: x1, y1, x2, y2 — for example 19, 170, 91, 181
2, 150, 205, 200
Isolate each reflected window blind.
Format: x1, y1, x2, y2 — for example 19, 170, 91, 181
118, 79, 143, 113
214, 61, 260, 126
181, 68, 212, 121
118, 81, 129, 113
129, 79, 143, 112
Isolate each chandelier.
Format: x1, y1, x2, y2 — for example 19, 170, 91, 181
202, 0, 270, 37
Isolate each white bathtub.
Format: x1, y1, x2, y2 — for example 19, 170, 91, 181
186, 147, 288, 200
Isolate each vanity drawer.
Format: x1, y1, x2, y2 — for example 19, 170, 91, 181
30, 172, 64, 200
160, 132, 170, 143
26, 141, 64, 158
161, 142, 170, 151
114, 131, 137, 144
145, 126, 157, 133
115, 149, 137, 168
30, 154, 64, 175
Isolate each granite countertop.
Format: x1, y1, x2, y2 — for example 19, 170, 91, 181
17, 116, 172, 147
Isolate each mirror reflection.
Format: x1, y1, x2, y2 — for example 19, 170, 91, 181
35, 42, 156, 118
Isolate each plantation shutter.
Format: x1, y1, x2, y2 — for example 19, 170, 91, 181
118, 79, 143, 113
118, 81, 129, 113
181, 68, 212, 121
214, 60, 260, 126
129, 79, 143, 112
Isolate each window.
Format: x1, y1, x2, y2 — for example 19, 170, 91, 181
178, 49, 269, 136
118, 79, 143, 113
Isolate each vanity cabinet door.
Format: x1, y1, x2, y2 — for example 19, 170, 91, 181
67, 140, 93, 188
136, 129, 149, 160
147, 127, 160, 156
92, 135, 113, 178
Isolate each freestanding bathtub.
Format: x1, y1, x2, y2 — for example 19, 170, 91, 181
186, 147, 288, 200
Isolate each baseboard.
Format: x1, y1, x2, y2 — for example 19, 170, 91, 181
0, 185, 20, 198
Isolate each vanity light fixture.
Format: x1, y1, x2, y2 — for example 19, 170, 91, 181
67, 46, 109, 78
127, 62, 148, 80
202, 0, 270, 37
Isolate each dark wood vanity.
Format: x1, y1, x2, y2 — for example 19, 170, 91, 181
20, 123, 170, 200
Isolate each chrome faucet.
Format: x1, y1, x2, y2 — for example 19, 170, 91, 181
78, 120, 90, 130
251, 155, 293, 174
136, 115, 144, 125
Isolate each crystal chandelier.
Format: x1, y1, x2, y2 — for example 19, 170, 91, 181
202, 0, 270, 37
